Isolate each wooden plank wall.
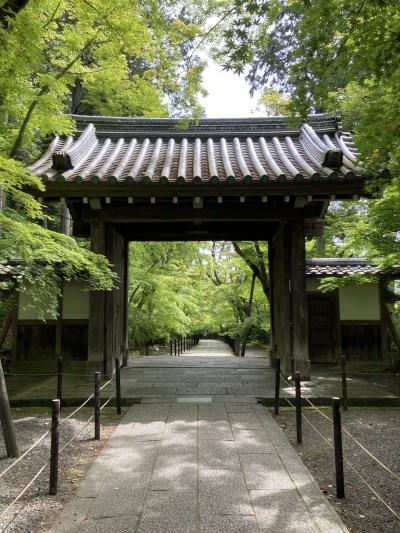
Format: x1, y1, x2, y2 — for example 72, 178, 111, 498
270, 221, 310, 378
88, 222, 128, 376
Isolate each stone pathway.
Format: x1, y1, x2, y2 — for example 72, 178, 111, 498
50, 341, 348, 532
10, 339, 398, 405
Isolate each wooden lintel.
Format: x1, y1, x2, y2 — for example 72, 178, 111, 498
37, 181, 368, 199
81, 205, 320, 223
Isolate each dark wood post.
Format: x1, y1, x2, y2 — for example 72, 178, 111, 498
57, 357, 63, 408
332, 397, 345, 498
115, 358, 121, 415
49, 399, 60, 495
122, 239, 129, 367
274, 356, 281, 416
88, 222, 106, 375
290, 222, 309, 379
294, 371, 302, 444
0, 358, 19, 457
341, 355, 348, 411
94, 372, 101, 440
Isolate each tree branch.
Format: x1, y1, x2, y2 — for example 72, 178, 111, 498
10, 30, 100, 157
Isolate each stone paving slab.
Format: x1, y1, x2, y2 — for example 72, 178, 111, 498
50, 399, 348, 533
49, 341, 349, 533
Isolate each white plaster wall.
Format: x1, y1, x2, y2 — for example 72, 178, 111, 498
306, 278, 320, 292
62, 281, 90, 320
18, 285, 57, 320
339, 284, 380, 321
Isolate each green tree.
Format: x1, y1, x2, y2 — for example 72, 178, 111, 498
0, 0, 209, 307
215, 0, 400, 266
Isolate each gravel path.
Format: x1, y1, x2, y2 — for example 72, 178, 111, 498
276, 407, 400, 533
0, 407, 121, 533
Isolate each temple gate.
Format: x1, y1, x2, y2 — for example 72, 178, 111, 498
29, 114, 370, 378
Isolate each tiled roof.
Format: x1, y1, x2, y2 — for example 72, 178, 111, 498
306, 258, 400, 277
29, 114, 364, 185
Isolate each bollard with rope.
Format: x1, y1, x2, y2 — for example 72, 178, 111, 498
332, 397, 345, 498
94, 372, 101, 440
341, 355, 348, 411
49, 399, 60, 495
274, 356, 280, 416
115, 358, 122, 415
294, 371, 302, 444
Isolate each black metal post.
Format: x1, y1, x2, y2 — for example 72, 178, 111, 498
341, 355, 348, 411
274, 356, 281, 416
57, 357, 63, 409
332, 397, 345, 498
49, 399, 60, 495
115, 358, 121, 415
94, 372, 101, 440
294, 371, 302, 444
170, 340, 173, 356
174, 339, 177, 356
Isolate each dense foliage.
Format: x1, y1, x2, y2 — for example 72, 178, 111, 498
0, 0, 209, 313
128, 241, 269, 347
217, 0, 400, 266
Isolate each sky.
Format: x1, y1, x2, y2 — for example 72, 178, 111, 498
199, 57, 264, 118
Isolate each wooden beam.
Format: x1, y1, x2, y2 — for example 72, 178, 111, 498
81, 205, 321, 223
38, 181, 368, 199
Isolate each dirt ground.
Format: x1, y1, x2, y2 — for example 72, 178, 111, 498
275, 407, 400, 533
0, 407, 122, 532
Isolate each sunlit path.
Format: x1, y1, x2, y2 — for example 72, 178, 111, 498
51, 402, 347, 533
49, 338, 349, 531
180, 338, 233, 357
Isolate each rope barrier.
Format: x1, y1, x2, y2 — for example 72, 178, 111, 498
59, 415, 94, 453
0, 376, 113, 479
280, 374, 400, 485
284, 396, 400, 521
59, 395, 94, 426
100, 395, 114, 411
0, 463, 47, 520
0, 375, 116, 531
0, 432, 49, 479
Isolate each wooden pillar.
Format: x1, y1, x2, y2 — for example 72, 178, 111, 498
59, 205, 71, 236
104, 226, 125, 377
270, 225, 291, 374
379, 279, 388, 360
88, 221, 106, 375
122, 240, 129, 366
268, 240, 276, 362
289, 221, 310, 378
270, 221, 309, 378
